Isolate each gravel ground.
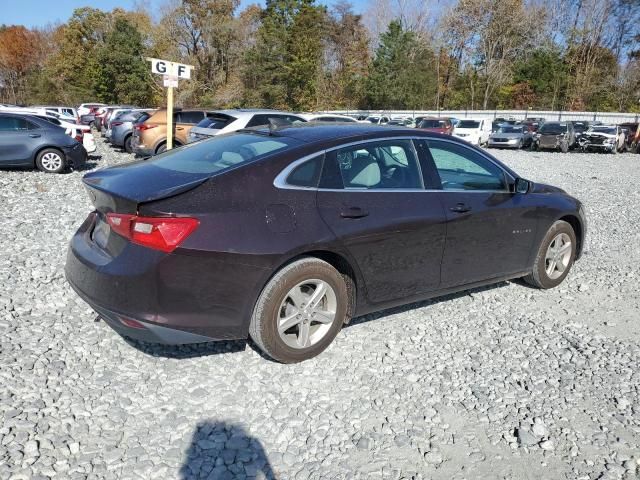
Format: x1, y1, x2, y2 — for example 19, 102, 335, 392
1, 136, 639, 480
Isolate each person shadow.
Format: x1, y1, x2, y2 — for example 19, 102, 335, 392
179, 421, 276, 479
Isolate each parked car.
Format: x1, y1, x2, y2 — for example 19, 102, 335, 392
533, 122, 575, 152
0, 113, 87, 173
492, 117, 517, 132
187, 110, 306, 144
133, 109, 219, 154
65, 124, 586, 363
365, 115, 390, 125
299, 113, 357, 123
578, 125, 625, 153
104, 108, 148, 142
453, 118, 492, 146
101, 106, 137, 135
488, 124, 534, 149
521, 120, 543, 133
618, 122, 639, 152
5, 108, 96, 154
78, 103, 106, 117
569, 121, 590, 147
33, 105, 80, 123
416, 117, 454, 135
109, 110, 154, 153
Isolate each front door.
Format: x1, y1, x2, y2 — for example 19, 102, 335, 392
317, 138, 447, 303
423, 139, 538, 287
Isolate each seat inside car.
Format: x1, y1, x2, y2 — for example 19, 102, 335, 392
345, 154, 381, 188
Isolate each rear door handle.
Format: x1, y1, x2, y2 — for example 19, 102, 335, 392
450, 203, 472, 213
29, 134, 41, 138
340, 206, 369, 218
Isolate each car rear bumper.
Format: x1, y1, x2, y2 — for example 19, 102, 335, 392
65, 213, 269, 344
64, 144, 87, 168
131, 136, 154, 156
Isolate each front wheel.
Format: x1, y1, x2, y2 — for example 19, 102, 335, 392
560, 141, 569, 153
524, 220, 576, 289
249, 258, 350, 363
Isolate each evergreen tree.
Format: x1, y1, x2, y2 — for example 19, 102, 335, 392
94, 18, 154, 105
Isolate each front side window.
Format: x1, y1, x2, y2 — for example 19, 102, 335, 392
333, 140, 422, 189
427, 140, 507, 191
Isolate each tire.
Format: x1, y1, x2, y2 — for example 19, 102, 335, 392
35, 148, 66, 174
523, 220, 577, 289
517, 139, 523, 149
124, 135, 133, 154
155, 143, 166, 155
249, 257, 350, 363
560, 141, 569, 153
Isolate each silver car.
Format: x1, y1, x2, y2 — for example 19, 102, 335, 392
488, 124, 534, 149
188, 110, 307, 144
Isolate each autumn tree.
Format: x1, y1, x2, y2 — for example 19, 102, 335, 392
0, 26, 44, 104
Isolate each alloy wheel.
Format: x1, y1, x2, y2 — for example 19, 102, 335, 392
277, 279, 337, 349
41, 152, 63, 172
545, 233, 572, 280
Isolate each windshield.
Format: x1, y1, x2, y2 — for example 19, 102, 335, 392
420, 120, 446, 128
497, 126, 522, 133
539, 123, 566, 134
148, 132, 302, 174
591, 127, 616, 135
366, 117, 380, 123
458, 120, 480, 129
572, 122, 589, 132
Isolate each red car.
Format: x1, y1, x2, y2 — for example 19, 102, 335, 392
417, 117, 454, 135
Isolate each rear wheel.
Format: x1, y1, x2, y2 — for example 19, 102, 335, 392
155, 143, 166, 155
524, 220, 576, 289
249, 258, 349, 363
124, 135, 133, 153
36, 148, 66, 174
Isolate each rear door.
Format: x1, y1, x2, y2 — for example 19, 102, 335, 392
423, 139, 538, 286
0, 116, 40, 165
316, 138, 447, 303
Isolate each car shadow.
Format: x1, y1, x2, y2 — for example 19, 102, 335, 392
179, 421, 276, 479
122, 336, 248, 359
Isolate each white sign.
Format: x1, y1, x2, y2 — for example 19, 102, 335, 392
163, 75, 179, 88
147, 57, 193, 80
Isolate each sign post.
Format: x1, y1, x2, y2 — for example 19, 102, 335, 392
146, 58, 194, 151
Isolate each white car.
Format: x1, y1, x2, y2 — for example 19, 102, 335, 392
452, 118, 492, 146
298, 113, 357, 123
78, 103, 106, 116
365, 115, 390, 125
578, 125, 626, 153
187, 110, 307, 143
33, 105, 80, 122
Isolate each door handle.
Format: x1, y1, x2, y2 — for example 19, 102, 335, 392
29, 134, 41, 138
450, 203, 472, 213
176, 127, 184, 130
340, 206, 369, 218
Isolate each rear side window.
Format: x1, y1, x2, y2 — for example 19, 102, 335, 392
135, 113, 151, 124
176, 111, 205, 124
287, 155, 324, 187
149, 133, 302, 174
332, 139, 422, 189
0, 117, 37, 131
427, 140, 507, 191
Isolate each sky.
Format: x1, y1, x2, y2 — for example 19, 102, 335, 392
2, 0, 368, 28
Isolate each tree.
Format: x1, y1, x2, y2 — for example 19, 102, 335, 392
243, 0, 326, 109
0, 26, 44, 104
94, 18, 154, 105
364, 20, 437, 109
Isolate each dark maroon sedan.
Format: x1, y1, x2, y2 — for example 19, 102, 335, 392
66, 124, 586, 363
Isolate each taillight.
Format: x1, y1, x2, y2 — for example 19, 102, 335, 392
136, 123, 157, 131
75, 131, 83, 142
106, 213, 199, 253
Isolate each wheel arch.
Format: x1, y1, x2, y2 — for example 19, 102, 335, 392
558, 214, 584, 259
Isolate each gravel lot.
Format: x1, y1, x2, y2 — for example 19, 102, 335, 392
1, 136, 639, 480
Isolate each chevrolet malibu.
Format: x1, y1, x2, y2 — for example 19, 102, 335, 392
65, 124, 586, 363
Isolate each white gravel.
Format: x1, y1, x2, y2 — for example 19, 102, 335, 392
1, 137, 639, 480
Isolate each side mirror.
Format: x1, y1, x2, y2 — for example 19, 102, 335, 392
515, 178, 531, 194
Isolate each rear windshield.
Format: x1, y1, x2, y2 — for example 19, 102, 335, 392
540, 123, 566, 134
148, 133, 301, 174
420, 120, 446, 128
458, 120, 480, 128
195, 114, 235, 130
134, 112, 151, 124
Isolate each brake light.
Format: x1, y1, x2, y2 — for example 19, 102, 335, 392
75, 131, 83, 142
136, 123, 157, 131
106, 213, 199, 252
